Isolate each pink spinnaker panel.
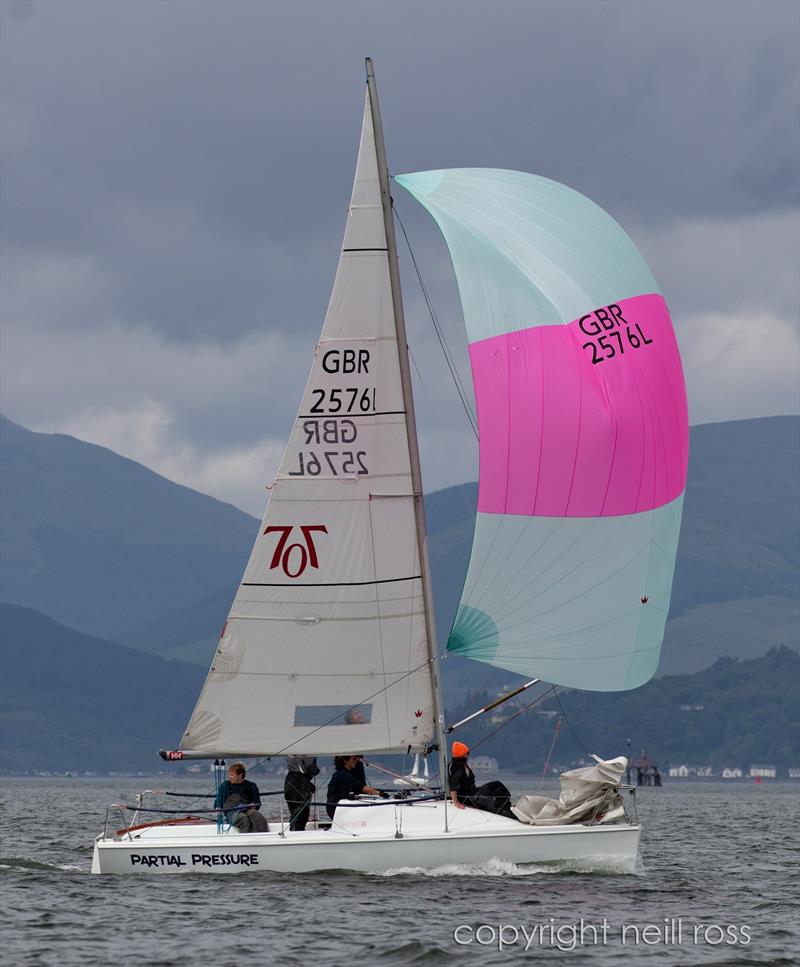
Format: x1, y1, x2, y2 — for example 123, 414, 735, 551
470, 294, 688, 518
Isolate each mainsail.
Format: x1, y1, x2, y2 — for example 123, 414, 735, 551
396, 169, 688, 691
177, 94, 436, 757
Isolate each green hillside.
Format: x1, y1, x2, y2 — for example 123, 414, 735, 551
1, 601, 795, 775
448, 647, 800, 773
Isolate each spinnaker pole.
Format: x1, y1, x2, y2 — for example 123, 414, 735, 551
365, 57, 450, 800
445, 678, 541, 733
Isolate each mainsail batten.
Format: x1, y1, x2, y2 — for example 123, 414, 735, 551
178, 93, 436, 757
397, 168, 688, 692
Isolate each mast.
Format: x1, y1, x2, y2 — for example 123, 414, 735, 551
365, 58, 449, 796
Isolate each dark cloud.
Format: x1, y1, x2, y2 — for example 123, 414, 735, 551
3, 0, 797, 336
1, 0, 797, 511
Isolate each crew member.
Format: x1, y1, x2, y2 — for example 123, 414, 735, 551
284, 756, 320, 831
215, 762, 269, 832
326, 755, 379, 820
448, 742, 515, 819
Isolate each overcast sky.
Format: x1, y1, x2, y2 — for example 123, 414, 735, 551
2, 0, 798, 515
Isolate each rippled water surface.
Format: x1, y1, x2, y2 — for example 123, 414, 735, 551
1, 777, 798, 965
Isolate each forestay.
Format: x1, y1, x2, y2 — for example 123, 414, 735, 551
179, 94, 436, 757
396, 169, 688, 691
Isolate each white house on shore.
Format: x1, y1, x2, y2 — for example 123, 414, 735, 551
470, 755, 499, 775
668, 765, 713, 778
749, 766, 776, 778
669, 765, 690, 778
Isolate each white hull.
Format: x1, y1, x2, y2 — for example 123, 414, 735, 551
92, 800, 639, 875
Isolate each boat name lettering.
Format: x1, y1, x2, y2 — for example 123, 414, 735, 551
309, 387, 376, 414
191, 853, 259, 867
321, 349, 370, 374
579, 304, 653, 366
129, 853, 260, 869
288, 451, 368, 477
130, 854, 188, 867
302, 419, 358, 445
263, 524, 328, 578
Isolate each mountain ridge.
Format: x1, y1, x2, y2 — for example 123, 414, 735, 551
0, 602, 206, 773
1, 601, 796, 774
0, 414, 258, 640
2, 414, 797, 690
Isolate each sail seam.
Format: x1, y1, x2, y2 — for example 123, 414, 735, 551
241, 575, 422, 588
229, 611, 425, 623
220, 670, 425, 678
296, 410, 406, 419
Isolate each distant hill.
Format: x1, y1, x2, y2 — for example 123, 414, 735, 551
1, 599, 795, 775
0, 603, 205, 773
657, 417, 799, 675
115, 417, 800, 686
0, 416, 258, 641
449, 647, 800, 773
1, 415, 797, 691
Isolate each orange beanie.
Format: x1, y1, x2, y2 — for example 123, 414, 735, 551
451, 741, 469, 758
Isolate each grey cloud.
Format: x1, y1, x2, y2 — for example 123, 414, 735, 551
1, 0, 798, 510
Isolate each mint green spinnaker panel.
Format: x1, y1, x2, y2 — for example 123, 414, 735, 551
396, 168, 688, 692
449, 499, 684, 691
395, 168, 660, 341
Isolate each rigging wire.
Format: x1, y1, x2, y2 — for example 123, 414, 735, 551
239, 659, 434, 774
463, 686, 589, 786
536, 715, 563, 791
392, 204, 479, 440
467, 684, 557, 753
554, 689, 592, 759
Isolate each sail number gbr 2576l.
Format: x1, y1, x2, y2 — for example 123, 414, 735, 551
580, 303, 653, 365
288, 418, 369, 476
288, 347, 375, 476
308, 386, 376, 414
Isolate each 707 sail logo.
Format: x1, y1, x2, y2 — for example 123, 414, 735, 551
264, 525, 328, 578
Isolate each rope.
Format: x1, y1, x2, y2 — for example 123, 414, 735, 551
363, 758, 439, 792
467, 685, 557, 752
553, 689, 592, 758
119, 803, 256, 815
536, 715, 563, 791
118, 796, 441, 815
166, 790, 284, 798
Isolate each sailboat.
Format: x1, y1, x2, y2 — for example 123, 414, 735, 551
91, 60, 687, 875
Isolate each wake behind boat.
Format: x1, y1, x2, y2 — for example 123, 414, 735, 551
92, 58, 687, 875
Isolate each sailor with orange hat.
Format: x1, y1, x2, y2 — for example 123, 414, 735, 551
448, 741, 515, 819
448, 742, 475, 809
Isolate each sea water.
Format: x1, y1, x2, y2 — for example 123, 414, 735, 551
0, 777, 797, 965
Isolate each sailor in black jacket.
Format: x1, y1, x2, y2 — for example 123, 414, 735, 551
326, 755, 379, 820
448, 742, 515, 820
284, 756, 320, 831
